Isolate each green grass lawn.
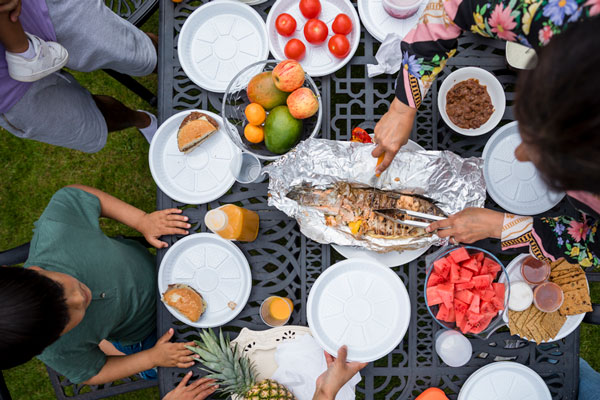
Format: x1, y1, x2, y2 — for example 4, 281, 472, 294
1, 9, 599, 400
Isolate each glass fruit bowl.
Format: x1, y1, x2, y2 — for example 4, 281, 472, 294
424, 245, 510, 339
222, 59, 323, 160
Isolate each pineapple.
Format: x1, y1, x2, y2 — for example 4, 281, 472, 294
187, 329, 296, 400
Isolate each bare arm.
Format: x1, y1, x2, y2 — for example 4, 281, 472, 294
84, 329, 195, 385
67, 184, 190, 248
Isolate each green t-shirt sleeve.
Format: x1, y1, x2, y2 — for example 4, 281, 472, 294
38, 341, 106, 384
38, 187, 101, 231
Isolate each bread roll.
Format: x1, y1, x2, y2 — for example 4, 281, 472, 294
177, 112, 219, 153
162, 284, 206, 322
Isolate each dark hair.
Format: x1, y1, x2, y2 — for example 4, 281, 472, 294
514, 16, 600, 194
0, 267, 69, 369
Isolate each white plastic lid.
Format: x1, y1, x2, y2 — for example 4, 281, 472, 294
205, 209, 228, 232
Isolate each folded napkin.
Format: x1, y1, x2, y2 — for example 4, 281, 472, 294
271, 335, 361, 400
366, 33, 404, 78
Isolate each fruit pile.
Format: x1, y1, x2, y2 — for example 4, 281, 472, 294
426, 247, 506, 334
275, 0, 354, 61
244, 60, 319, 155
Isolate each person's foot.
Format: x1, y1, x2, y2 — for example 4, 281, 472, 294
5, 33, 69, 83
138, 110, 158, 143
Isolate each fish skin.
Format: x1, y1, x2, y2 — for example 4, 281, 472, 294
287, 183, 446, 239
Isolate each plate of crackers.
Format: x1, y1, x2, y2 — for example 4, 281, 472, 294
499, 254, 592, 343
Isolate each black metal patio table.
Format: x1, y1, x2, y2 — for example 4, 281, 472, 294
157, 1, 580, 398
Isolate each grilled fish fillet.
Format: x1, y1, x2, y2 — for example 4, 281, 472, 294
287, 183, 445, 239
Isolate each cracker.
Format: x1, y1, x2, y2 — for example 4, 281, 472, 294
550, 269, 583, 280
515, 305, 534, 328
551, 258, 574, 272
541, 311, 566, 339
529, 322, 546, 344
552, 272, 585, 284
559, 288, 593, 316
508, 310, 520, 336
559, 279, 588, 292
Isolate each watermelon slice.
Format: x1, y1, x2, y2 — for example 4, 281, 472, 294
479, 265, 489, 276
436, 283, 455, 309
456, 281, 475, 290
480, 301, 496, 316
484, 257, 502, 276
455, 298, 469, 331
474, 252, 485, 263
469, 313, 494, 334
468, 294, 480, 314
491, 296, 504, 311
427, 272, 446, 287
461, 258, 480, 273
480, 289, 496, 302
426, 286, 443, 306
433, 258, 451, 280
455, 290, 474, 305
449, 247, 470, 263
492, 282, 505, 303
436, 303, 456, 323
450, 262, 461, 283
472, 274, 493, 290
457, 268, 474, 283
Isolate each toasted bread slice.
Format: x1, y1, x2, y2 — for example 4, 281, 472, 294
177, 112, 219, 153
162, 284, 206, 322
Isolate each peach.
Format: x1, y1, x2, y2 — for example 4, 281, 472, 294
272, 60, 305, 92
287, 87, 319, 119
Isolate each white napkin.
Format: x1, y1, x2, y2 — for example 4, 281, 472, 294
271, 335, 361, 400
366, 33, 404, 78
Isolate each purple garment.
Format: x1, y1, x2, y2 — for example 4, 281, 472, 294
0, 0, 56, 113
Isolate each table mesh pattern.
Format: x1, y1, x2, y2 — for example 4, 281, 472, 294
158, 0, 579, 398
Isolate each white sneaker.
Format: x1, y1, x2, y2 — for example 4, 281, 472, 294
138, 110, 158, 143
6, 33, 69, 82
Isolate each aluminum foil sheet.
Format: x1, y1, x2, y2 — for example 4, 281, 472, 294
264, 139, 486, 253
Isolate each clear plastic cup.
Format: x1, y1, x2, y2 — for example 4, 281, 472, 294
435, 330, 472, 367
260, 296, 293, 327
230, 152, 266, 184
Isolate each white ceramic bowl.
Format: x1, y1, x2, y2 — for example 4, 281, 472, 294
437, 67, 506, 136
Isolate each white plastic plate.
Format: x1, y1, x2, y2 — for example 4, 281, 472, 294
332, 139, 432, 267
437, 67, 506, 136
307, 258, 411, 362
498, 254, 586, 343
458, 361, 551, 400
266, 0, 361, 77
158, 233, 252, 328
149, 110, 240, 205
178, 0, 269, 93
482, 121, 564, 215
357, 0, 426, 42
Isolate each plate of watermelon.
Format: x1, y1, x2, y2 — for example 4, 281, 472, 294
425, 246, 510, 338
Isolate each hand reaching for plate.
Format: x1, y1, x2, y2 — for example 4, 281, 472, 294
137, 208, 191, 248
313, 346, 368, 400
163, 372, 218, 400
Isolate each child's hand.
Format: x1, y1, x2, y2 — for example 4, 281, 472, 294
150, 328, 196, 368
314, 346, 368, 400
137, 208, 191, 248
163, 372, 218, 400
0, 0, 21, 21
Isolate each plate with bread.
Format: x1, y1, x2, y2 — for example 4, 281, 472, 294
159, 233, 252, 328
149, 110, 241, 204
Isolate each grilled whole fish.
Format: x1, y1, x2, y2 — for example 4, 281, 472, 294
287, 183, 446, 239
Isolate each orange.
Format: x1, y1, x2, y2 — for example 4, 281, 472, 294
244, 124, 264, 144
245, 103, 266, 125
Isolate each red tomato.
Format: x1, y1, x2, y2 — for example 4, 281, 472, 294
332, 13, 353, 35
275, 13, 297, 37
284, 39, 306, 61
303, 19, 328, 44
328, 34, 350, 58
299, 0, 321, 19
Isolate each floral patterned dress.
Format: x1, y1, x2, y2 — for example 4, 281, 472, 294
394, 0, 599, 108
502, 193, 599, 268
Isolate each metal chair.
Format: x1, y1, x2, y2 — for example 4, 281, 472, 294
0, 236, 157, 400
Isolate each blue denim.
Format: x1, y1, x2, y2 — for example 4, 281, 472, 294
579, 358, 600, 400
111, 331, 158, 380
